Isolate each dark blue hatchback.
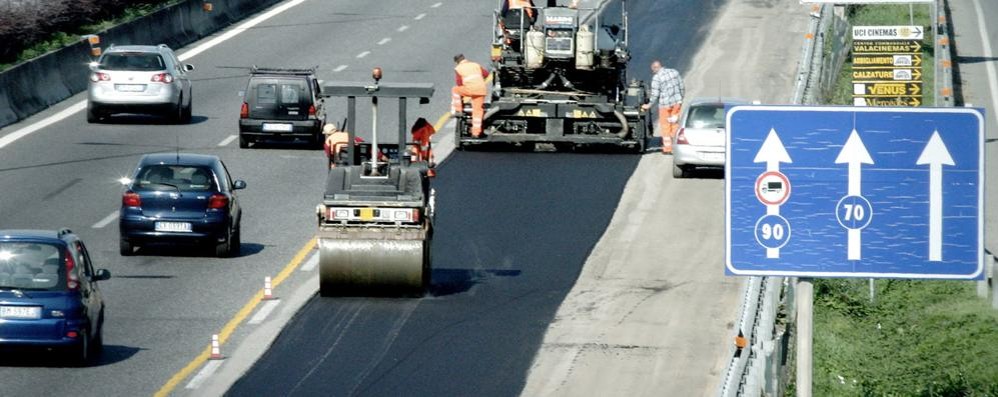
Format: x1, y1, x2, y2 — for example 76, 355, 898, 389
119, 153, 246, 257
0, 229, 110, 365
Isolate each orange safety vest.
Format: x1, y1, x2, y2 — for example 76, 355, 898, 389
455, 60, 487, 96
508, 0, 535, 19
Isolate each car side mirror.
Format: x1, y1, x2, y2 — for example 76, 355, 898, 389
88, 62, 99, 72
93, 269, 111, 281
184, 64, 195, 71
232, 180, 247, 190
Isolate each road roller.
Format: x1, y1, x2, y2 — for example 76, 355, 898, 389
315, 68, 435, 296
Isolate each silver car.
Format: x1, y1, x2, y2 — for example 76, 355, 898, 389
672, 98, 751, 178
87, 45, 194, 123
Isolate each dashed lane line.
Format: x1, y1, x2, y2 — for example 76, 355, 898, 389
91, 211, 119, 229
357, 51, 371, 59
398, 25, 410, 32
218, 135, 238, 147
184, 360, 223, 390
248, 300, 281, 325
377, 37, 392, 45
415, 13, 426, 20
299, 252, 319, 272
334, 64, 348, 72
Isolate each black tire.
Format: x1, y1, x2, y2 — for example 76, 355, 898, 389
239, 134, 250, 149
119, 239, 133, 256
70, 328, 90, 367
171, 98, 185, 124
87, 105, 100, 123
180, 97, 193, 124
227, 224, 241, 257
215, 227, 233, 258
672, 162, 686, 179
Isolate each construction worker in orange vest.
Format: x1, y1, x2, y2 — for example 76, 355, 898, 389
451, 54, 489, 138
410, 117, 436, 176
641, 60, 685, 154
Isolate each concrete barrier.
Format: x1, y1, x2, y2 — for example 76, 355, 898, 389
0, 0, 282, 129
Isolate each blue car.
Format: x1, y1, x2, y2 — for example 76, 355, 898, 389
0, 229, 111, 365
119, 153, 246, 257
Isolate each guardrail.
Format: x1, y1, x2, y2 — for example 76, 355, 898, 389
936, 0, 955, 106
718, 6, 827, 397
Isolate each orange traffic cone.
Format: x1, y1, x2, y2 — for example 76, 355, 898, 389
209, 334, 223, 360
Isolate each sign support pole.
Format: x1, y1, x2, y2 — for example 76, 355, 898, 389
932, 0, 938, 106
796, 278, 813, 397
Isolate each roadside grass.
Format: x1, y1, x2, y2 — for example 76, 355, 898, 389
0, 1, 179, 72
826, 4, 935, 106
808, 4, 998, 395
812, 279, 998, 396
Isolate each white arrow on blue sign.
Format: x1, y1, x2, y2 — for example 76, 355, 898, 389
725, 106, 985, 280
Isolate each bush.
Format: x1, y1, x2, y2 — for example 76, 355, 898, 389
0, 0, 170, 65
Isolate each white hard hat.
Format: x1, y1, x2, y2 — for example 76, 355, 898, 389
322, 123, 338, 134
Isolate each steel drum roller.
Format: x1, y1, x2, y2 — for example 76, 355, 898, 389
318, 237, 428, 296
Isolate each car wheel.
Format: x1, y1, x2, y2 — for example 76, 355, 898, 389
87, 105, 100, 124
70, 328, 90, 366
215, 228, 232, 258
119, 239, 134, 256
227, 224, 241, 257
181, 97, 193, 124
672, 162, 686, 179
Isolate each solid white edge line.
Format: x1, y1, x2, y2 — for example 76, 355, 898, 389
91, 211, 119, 229
971, 0, 998, 127
184, 360, 224, 389
356, 51, 371, 59
177, 0, 308, 61
0, 0, 308, 149
377, 37, 391, 45
0, 101, 86, 149
299, 252, 319, 272
218, 135, 238, 147
333, 64, 348, 72
414, 13, 426, 20
247, 300, 281, 325
397, 25, 409, 32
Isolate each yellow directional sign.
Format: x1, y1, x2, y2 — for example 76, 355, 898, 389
852, 68, 922, 81
856, 97, 922, 107
852, 40, 922, 54
853, 54, 922, 68
853, 82, 922, 97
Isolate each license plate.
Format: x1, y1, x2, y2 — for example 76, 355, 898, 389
701, 152, 725, 162
0, 306, 41, 320
155, 221, 192, 232
262, 123, 293, 132
115, 84, 146, 92
359, 208, 374, 221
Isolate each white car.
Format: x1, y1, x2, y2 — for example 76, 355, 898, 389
672, 98, 751, 178
87, 44, 194, 123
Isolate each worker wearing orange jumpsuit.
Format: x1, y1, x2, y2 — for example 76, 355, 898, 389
642, 60, 685, 154
451, 54, 489, 138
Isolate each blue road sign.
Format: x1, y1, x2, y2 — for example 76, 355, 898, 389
725, 106, 985, 279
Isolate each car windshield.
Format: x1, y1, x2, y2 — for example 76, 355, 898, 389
133, 165, 217, 192
0, 242, 65, 291
686, 104, 726, 129
100, 52, 166, 71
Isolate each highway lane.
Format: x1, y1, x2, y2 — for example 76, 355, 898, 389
950, 0, 997, 256
227, 1, 728, 396
0, 0, 469, 395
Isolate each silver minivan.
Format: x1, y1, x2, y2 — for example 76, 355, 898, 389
87, 45, 194, 123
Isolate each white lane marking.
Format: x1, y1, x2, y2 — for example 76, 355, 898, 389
397, 25, 410, 32
0, 101, 86, 149
177, 0, 307, 61
91, 211, 119, 229
0, 0, 307, 150
300, 252, 319, 272
377, 37, 391, 46
414, 13, 426, 20
333, 64, 348, 72
247, 300, 281, 325
431, 2, 442, 8
218, 135, 238, 147
356, 51, 371, 59
184, 360, 223, 389
972, 0, 998, 127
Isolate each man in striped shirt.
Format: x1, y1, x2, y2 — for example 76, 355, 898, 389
642, 60, 685, 154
